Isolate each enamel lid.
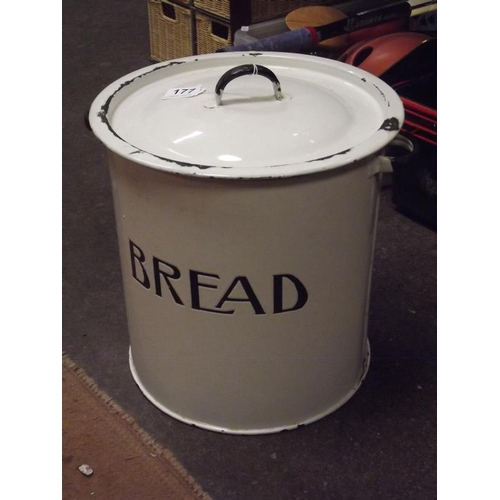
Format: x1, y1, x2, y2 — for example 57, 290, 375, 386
89, 52, 404, 179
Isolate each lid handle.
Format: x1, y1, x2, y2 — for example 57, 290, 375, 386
215, 64, 283, 106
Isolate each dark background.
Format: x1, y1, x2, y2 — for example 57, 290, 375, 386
63, 1, 437, 498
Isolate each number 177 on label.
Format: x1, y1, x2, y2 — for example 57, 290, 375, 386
162, 85, 205, 99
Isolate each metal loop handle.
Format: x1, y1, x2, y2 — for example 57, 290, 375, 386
214, 64, 283, 106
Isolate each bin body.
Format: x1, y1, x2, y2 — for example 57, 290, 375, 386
109, 152, 380, 433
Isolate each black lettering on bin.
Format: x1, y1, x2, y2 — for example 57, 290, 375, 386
153, 257, 184, 305
273, 274, 309, 314
129, 240, 150, 289
215, 276, 266, 315
190, 270, 232, 315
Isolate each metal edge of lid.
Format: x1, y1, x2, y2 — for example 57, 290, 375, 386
89, 52, 404, 180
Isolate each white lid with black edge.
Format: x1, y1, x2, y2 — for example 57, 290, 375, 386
89, 52, 404, 179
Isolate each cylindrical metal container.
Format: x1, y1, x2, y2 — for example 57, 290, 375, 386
90, 52, 403, 434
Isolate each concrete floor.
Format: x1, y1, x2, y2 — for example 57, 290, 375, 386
63, 1, 436, 498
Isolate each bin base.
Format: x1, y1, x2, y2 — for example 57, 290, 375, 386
129, 341, 370, 435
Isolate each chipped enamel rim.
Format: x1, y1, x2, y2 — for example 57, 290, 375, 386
89, 52, 404, 179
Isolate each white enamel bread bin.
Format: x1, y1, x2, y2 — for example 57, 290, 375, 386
89, 52, 404, 434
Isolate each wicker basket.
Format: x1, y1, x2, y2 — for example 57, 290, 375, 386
195, 12, 232, 54
251, 1, 303, 23
193, 0, 334, 23
193, 0, 231, 20
148, 0, 193, 62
